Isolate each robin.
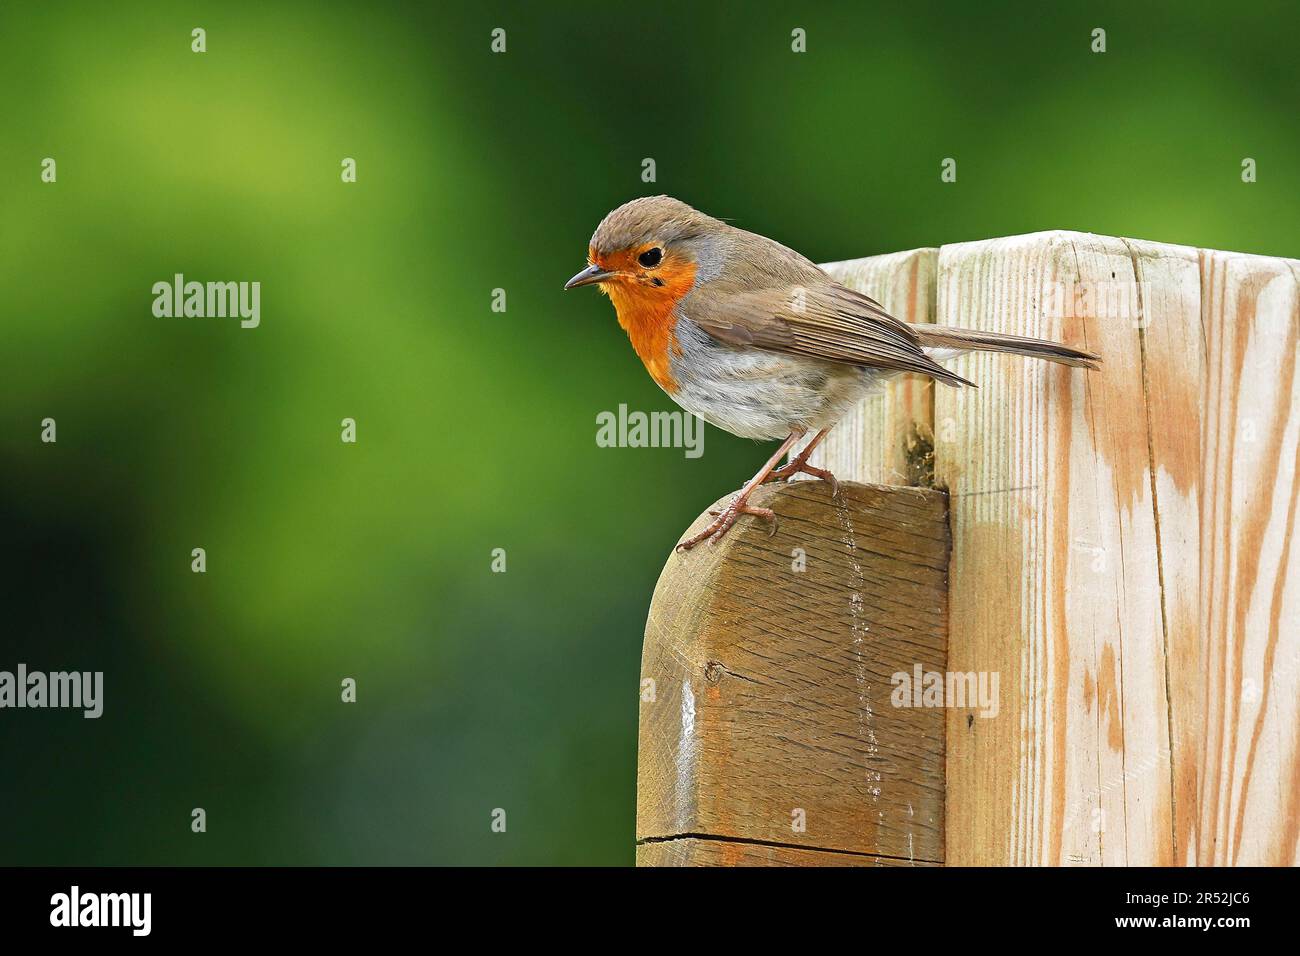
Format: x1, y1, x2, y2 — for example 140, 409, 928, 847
564, 195, 1099, 551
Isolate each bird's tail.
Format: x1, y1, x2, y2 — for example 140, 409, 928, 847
911, 324, 1101, 369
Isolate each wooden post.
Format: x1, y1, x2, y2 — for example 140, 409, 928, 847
930, 233, 1202, 865
637, 233, 1300, 866
1198, 249, 1300, 865
636, 481, 948, 865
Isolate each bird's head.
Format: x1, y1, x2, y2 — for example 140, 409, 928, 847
563, 196, 725, 317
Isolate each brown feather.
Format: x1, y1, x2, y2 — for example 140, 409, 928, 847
681, 259, 974, 387
909, 324, 1101, 368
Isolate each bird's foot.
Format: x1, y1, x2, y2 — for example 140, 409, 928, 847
767, 458, 840, 496
675, 494, 776, 552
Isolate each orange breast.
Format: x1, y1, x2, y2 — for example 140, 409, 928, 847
604, 260, 697, 393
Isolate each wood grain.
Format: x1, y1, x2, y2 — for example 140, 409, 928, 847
931, 231, 1200, 865
806, 249, 939, 485
1199, 250, 1300, 865
637, 480, 949, 865
1125, 237, 1205, 866
636, 837, 936, 867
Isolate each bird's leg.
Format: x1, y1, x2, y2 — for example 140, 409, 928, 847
766, 426, 839, 495
675, 429, 806, 552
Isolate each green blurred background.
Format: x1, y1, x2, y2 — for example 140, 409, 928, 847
1, 1, 1296, 865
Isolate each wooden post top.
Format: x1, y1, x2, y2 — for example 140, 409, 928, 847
636, 480, 950, 866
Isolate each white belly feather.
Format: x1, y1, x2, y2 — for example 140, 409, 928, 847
665, 318, 884, 440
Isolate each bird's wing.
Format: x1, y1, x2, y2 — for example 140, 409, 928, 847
683, 278, 973, 387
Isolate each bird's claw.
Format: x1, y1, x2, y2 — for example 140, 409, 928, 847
676, 500, 777, 551
767, 459, 840, 497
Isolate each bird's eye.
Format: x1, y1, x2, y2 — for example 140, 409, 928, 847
638, 247, 663, 268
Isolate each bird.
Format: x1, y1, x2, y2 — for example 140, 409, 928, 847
564, 195, 1099, 551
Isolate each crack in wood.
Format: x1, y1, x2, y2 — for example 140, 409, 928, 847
636, 832, 943, 865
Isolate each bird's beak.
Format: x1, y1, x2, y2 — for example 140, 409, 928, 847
564, 263, 616, 290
